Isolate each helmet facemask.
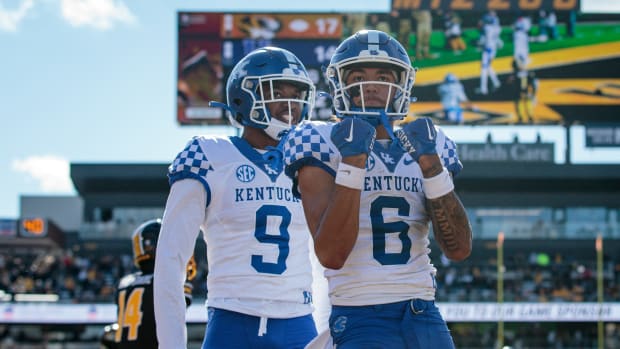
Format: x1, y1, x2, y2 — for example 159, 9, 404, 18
241, 74, 315, 140
220, 47, 316, 141
327, 58, 414, 125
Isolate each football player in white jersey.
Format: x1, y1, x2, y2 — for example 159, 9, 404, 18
438, 73, 469, 124
513, 15, 531, 74
477, 12, 502, 95
283, 30, 472, 348
154, 47, 319, 349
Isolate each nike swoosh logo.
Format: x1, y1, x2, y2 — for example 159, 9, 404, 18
426, 120, 433, 140
403, 158, 414, 165
344, 122, 354, 142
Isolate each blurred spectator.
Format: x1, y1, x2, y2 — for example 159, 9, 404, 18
342, 13, 366, 38
367, 13, 391, 34
607, 323, 620, 349
443, 11, 466, 54
567, 10, 577, 37
537, 10, 558, 42
0, 249, 206, 304
177, 50, 223, 110
390, 9, 412, 51
413, 10, 435, 59
434, 251, 619, 303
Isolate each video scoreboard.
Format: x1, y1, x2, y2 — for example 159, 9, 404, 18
177, 12, 342, 125
176, 7, 619, 130
0, 218, 48, 239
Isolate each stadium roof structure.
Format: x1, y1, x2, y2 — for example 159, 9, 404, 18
66, 162, 620, 258
456, 162, 620, 206
70, 163, 170, 221
69, 161, 620, 210
71, 163, 169, 194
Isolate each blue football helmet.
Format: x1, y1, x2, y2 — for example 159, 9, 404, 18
325, 30, 415, 125
444, 73, 458, 83
514, 17, 529, 32
224, 47, 315, 140
482, 11, 499, 26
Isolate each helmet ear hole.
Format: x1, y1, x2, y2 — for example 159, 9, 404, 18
231, 98, 244, 124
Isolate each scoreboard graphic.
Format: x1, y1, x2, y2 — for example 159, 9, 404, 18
177, 10, 620, 127
177, 12, 341, 125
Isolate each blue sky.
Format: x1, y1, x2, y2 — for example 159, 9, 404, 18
0, 0, 616, 219
0, 0, 389, 218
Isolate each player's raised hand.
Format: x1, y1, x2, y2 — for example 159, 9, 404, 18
330, 117, 376, 158
395, 117, 438, 161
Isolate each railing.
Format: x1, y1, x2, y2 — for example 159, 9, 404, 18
78, 216, 620, 240
78, 221, 137, 239
468, 220, 620, 239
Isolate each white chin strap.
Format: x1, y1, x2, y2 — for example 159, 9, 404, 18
264, 118, 291, 141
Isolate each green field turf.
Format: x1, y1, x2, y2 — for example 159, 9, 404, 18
403, 22, 620, 69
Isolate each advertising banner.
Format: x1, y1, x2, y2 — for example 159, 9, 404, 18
2, 302, 619, 324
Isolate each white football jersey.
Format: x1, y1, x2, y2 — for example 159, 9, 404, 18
284, 121, 463, 306
480, 23, 502, 52
168, 135, 314, 318
513, 29, 530, 66
438, 81, 467, 110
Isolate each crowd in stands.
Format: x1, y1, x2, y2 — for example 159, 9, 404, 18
1, 245, 618, 306
344, 8, 569, 60
435, 251, 620, 303
0, 249, 208, 303
1, 245, 619, 348
451, 321, 620, 349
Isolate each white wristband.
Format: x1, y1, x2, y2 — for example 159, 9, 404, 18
422, 167, 454, 199
335, 163, 366, 190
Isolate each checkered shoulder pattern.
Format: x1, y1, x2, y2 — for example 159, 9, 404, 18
283, 122, 334, 169
168, 137, 213, 187
283, 122, 336, 198
439, 132, 463, 177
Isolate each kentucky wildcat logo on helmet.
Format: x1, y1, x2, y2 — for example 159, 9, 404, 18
325, 30, 415, 126
223, 46, 316, 140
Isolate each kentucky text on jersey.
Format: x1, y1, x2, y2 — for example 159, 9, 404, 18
235, 186, 300, 203
364, 175, 423, 193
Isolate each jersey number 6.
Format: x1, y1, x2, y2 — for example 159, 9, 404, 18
371, 196, 412, 265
